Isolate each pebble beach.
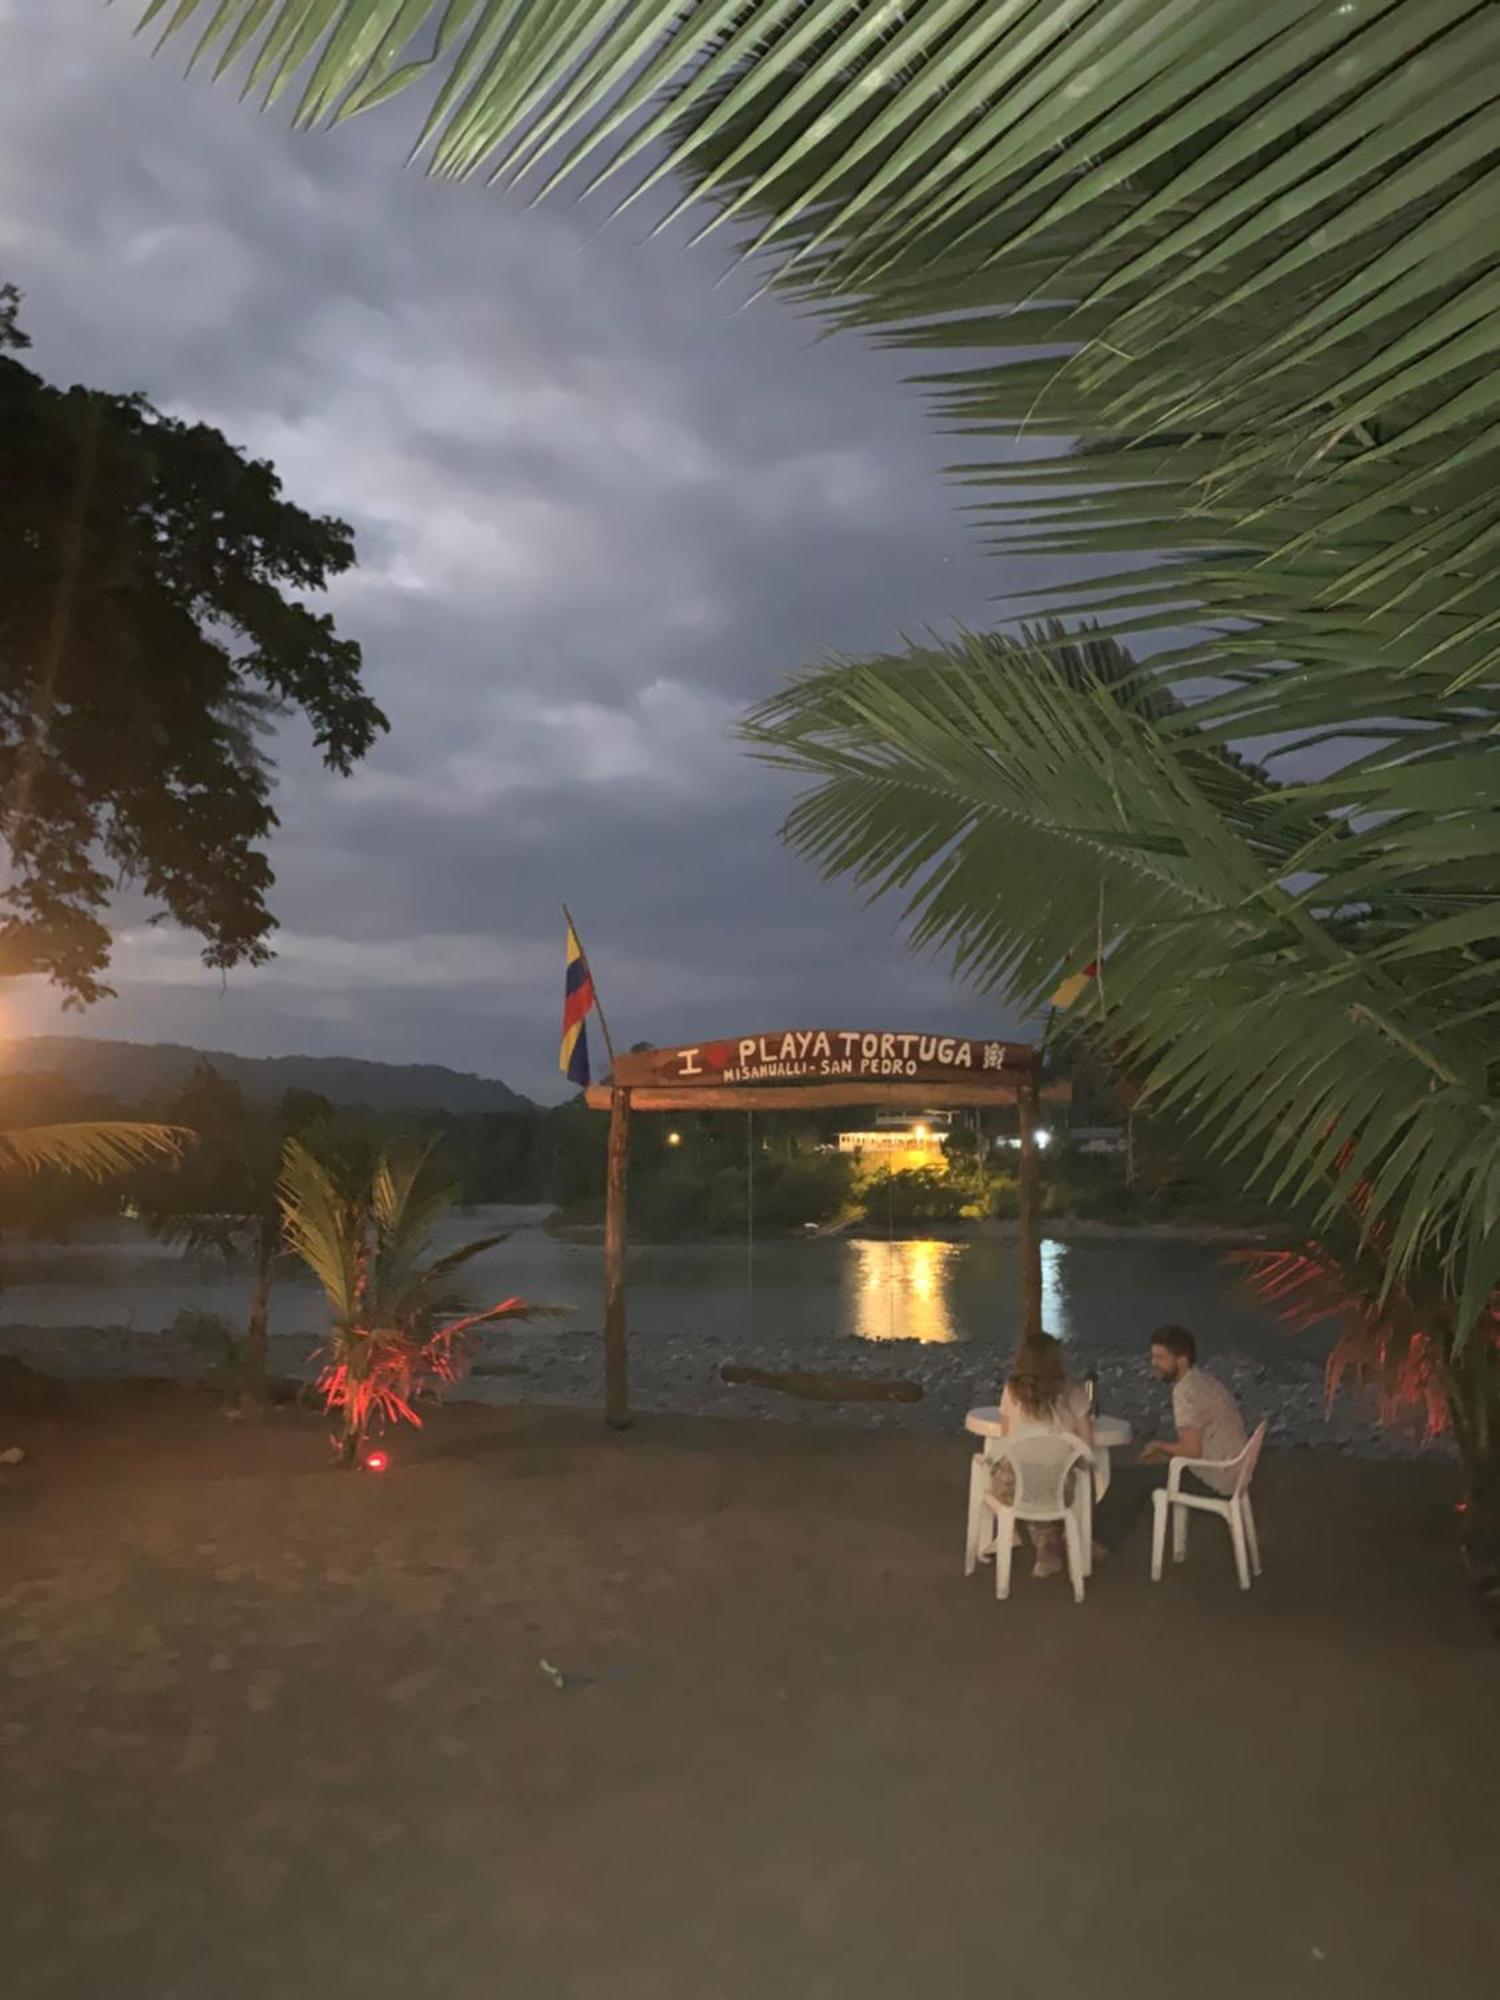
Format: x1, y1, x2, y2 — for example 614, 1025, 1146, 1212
0, 1313, 1448, 1463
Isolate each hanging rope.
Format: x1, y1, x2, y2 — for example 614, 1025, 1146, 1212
886, 1148, 896, 1342
746, 1109, 755, 1305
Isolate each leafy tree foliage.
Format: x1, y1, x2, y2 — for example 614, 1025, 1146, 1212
0, 283, 385, 1002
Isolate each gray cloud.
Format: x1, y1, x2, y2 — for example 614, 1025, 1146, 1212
2, 1, 1037, 1097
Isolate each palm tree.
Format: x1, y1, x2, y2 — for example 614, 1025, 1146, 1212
132, 1063, 331, 1406
739, 623, 1500, 1600
277, 1135, 549, 1465
129, 6, 1500, 1585
126, 11, 1500, 1125
123, 5, 1500, 1098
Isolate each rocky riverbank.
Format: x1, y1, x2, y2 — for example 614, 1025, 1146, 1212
548, 1217, 1277, 1245
0, 1318, 1447, 1463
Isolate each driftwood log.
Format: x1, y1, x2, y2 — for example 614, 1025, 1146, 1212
719, 1363, 923, 1405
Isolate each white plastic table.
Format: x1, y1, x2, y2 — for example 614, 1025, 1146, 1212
965, 1406, 1133, 1501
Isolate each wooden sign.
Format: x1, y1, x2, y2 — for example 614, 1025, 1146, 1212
611, 1030, 1035, 1092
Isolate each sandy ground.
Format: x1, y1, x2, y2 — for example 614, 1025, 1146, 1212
1, 1387, 1494, 2000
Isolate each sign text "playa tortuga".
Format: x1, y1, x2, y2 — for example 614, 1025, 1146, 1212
614, 1031, 1034, 1089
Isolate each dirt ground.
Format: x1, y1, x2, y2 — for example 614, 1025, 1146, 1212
1, 1386, 1494, 2000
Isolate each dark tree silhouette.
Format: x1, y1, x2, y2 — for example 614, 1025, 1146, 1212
0, 283, 386, 1002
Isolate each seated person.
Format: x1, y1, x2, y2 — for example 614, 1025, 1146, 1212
1140, 1324, 1248, 1495
991, 1333, 1094, 1580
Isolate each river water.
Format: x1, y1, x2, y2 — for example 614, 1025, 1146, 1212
0, 1205, 1300, 1363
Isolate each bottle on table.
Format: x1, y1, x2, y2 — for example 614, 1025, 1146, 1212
1084, 1367, 1099, 1416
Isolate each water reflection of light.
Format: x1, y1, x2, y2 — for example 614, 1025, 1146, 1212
1042, 1237, 1069, 1338
850, 1238, 961, 1343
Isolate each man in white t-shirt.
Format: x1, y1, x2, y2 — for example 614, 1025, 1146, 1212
1139, 1325, 1248, 1497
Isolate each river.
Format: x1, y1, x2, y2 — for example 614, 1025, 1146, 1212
0, 1205, 1299, 1361
4, 1207, 1414, 1455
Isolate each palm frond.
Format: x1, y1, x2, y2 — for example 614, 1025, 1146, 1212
130, 2, 1500, 758
278, 1129, 564, 1454
128, 3, 1500, 1353
148, 1210, 260, 1260
745, 627, 1500, 1336
1233, 1238, 1459, 1442
277, 1137, 362, 1325
440, 1296, 566, 1341
0, 1121, 188, 1180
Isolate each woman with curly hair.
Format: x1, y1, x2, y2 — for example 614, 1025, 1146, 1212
992, 1333, 1094, 1578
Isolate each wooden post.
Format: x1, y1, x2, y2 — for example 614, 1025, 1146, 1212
1017, 1074, 1043, 1344
603, 1085, 632, 1429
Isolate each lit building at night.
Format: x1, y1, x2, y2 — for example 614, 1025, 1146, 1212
835, 1109, 954, 1173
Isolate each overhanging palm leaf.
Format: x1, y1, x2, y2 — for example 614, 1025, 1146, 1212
0, 1120, 187, 1179
128, 4, 1500, 905
745, 627, 1500, 1337
126, 2, 1500, 1580
129, 4, 1500, 664
130, 6, 1500, 1245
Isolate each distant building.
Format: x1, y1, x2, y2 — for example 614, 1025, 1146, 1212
1068, 1125, 1129, 1157
836, 1109, 953, 1173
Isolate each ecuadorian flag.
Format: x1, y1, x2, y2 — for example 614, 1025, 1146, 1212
560, 921, 595, 1088
1050, 959, 1099, 1010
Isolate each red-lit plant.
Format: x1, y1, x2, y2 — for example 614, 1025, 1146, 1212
277, 1137, 550, 1466
1235, 1237, 1462, 1442
1233, 1153, 1500, 1619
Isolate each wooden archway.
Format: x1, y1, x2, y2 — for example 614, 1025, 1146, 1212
585, 1029, 1068, 1427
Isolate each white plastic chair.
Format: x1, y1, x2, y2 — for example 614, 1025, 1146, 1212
981, 1433, 1093, 1604
964, 1452, 992, 1576
965, 1436, 1101, 1577
1150, 1421, 1267, 1591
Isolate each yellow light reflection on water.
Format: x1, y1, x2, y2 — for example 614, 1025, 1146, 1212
849, 1237, 962, 1344
1042, 1237, 1069, 1337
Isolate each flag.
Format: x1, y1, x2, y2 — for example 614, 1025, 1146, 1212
1050, 959, 1099, 1010
560, 920, 595, 1088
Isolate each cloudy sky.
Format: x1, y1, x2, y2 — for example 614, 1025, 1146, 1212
2, 1, 1043, 1100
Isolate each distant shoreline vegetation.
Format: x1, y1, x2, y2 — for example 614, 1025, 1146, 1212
0, 1044, 1278, 1251
543, 1139, 1279, 1243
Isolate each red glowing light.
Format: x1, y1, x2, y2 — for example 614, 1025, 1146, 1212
365, 1450, 389, 1473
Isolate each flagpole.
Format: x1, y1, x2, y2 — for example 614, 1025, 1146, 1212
565, 903, 630, 1426
561, 903, 617, 1073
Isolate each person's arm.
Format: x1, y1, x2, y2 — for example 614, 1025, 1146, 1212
1070, 1387, 1095, 1449
1140, 1426, 1203, 1465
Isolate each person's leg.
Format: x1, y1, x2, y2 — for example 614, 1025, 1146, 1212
1028, 1521, 1063, 1577
987, 1459, 1022, 1557
1032, 1461, 1085, 1576
1092, 1462, 1153, 1556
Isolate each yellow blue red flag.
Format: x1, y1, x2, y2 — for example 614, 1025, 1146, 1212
1050, 959, 1098, 1010
560, 921, 595, 1088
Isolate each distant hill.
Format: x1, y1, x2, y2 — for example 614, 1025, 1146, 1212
0, 1037, 531, 1116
